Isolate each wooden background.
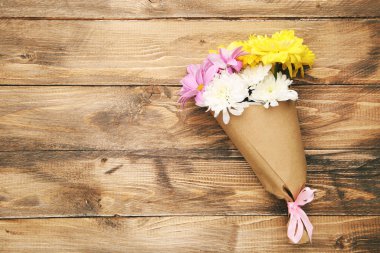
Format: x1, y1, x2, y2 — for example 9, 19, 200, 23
0, 1, 379, 252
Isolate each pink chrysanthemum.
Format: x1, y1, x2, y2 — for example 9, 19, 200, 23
207, 47, 245, 74
178, 61, 218, 107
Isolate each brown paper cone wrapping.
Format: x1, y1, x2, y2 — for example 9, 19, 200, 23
215, 101, 306, 202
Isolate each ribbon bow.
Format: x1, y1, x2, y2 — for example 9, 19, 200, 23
287, 187, 316, 244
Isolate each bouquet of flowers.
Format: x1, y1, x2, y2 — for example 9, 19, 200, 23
179, 30, 317, 244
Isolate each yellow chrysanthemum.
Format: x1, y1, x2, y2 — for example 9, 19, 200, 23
207, 30, 314, 78
248, 30, 315, 77
231, 37, 261, 67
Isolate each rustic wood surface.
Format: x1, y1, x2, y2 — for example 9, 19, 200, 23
1, 0, 379, 18
0, 86, 379, 151
0, 216, 379, 252
0, 149, 378, 218
0, 0, 379, 252
0, 20, 379, 85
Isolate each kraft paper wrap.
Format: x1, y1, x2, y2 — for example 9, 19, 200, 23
216, 101, 307, 202
216, 101, 308, 243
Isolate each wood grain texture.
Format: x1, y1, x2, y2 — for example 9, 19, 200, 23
0, 86, 379, 151
0, 20, 379, 85
0, 1, 378, 251
0, 0, 379, 19
0, 216, 379, 252
0, 149, 378, 218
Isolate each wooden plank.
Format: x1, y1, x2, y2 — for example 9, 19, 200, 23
0, 20, 378, 85
0, 216, 378, 252
0, 86, 378, 151
0, 0, 379, 19
0, 149, 378, 217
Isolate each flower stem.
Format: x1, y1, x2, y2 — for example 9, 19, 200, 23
273, 63, 280, 79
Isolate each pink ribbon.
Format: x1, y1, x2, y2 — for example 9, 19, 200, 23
287, 187, 316, 244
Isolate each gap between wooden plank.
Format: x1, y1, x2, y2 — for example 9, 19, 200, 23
0, 148, 379, 153
0, 0, 379, 19
1, 213, 380, 221
0, 17, 379, 21
0, 83, 378, 87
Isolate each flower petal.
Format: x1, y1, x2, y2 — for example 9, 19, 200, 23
229, 107, 243, 116
231, 46, 244, 59
187, 64, 200, 76
207, 54, 226, 69
270, 100, 279, 107
204, 65, 218, 84
222, 108, 230, 124
181, 74, 197, 89
219, 48, 229, 62
195, 68, 203, 85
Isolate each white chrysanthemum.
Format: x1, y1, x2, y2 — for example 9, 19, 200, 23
203, 72, 249, 124
249, 72, 298, 108
240, 64, 272, 89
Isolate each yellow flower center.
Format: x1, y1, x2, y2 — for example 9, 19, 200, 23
268, 86, 273, 93
197, 84, 204, 91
